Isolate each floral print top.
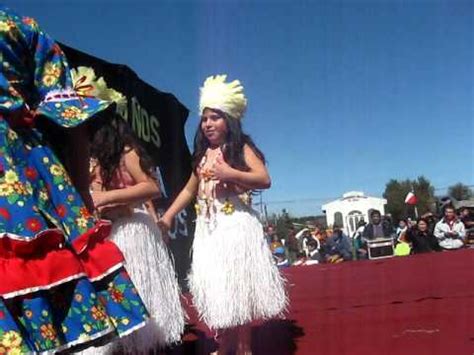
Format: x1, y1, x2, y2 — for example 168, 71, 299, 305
0, 5, 111, 128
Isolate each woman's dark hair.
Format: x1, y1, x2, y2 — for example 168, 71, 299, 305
89, 115, 154, 189
416, 217, 429, 225
191, 108, 266, 173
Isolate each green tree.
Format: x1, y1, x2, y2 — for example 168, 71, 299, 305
276, 209, 292, 239
383, 176, 435, 222
448, 183, 473, 201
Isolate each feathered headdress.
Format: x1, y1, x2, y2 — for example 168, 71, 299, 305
70, 66, 127, 110
199, 74, 247, 120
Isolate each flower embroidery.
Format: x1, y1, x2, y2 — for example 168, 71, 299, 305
25, 167, 38, 180
42, 62, 61, 87
75, 217, 88, 229
61, 106, 87, 121
39, 324, 57, 341
25, 217, 42, 233
90, 305, 106, 321
1, 331, 22, 348
4, 170, 18, 184
22, 17, 37, 28
221, 199, 235, 215
0, 184, 13, 197
49, 164, 63, 176
111, 289, 124, 303
13, 182, 27, 195
39, 190, 48, 201
0, 20, 15, 33
6, 349, 23, 355
7, 129, 18, 141
56, 205, 67, 218
194, 203, 201, 215
80, 207, 91, 218
0, 207, 10, 220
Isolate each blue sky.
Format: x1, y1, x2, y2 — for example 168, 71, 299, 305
6, 0, 473, 216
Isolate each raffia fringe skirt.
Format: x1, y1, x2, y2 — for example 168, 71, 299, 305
189, 207, 287, 330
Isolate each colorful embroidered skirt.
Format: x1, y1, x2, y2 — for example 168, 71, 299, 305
0, 120, 149, 353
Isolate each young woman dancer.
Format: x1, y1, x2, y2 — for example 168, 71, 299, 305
159, 75, 287, 354
88, 117, 185, 353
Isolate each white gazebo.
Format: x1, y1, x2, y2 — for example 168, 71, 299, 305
322, 191, 387, 237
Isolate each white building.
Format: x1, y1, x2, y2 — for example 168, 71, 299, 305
322, 191, 387, 237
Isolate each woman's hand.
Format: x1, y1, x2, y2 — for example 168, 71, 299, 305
211, 155, 236, 182
91, 190, 110, 208
158, 214, 173, 233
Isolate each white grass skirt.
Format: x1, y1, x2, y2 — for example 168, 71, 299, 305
80, 209, 186, 354
189, 206, 287, 330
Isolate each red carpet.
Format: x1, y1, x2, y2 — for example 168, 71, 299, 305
173, 249, 474, 354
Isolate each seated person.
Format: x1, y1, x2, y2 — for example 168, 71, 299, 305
323, 225, 352, 262
273, 246, 289, 268
459, 207, 474, 244
352, 220, 367, 259
363, 210, 392, 241
434, 205, 466, 250
396, 219, 408, 239
292, 252, 307, 266
270, 234, 283, 253
304, 239, 322, 265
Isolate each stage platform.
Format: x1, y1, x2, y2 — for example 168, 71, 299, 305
171, 249, 473, 354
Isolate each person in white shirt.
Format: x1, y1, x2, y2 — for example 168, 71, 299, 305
434, 205, 466, 250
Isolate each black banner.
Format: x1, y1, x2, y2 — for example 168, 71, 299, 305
60, 44, 194, 287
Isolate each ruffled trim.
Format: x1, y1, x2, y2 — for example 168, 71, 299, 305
45, 326, 115, 354
0, 221, 123, 296
0, 247, 85, 297
36, 92, 113, 128
74, 224, 125, 280
0, 228, 64, 257
117, 319, 149, 338
2, 272, 86, 299
88, 262, 125, 283
71, 219, 112, 254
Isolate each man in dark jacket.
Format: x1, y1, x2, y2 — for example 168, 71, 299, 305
323, 225, 352, 262
362, 210, 392, 241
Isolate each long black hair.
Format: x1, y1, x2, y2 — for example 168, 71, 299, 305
89, 114, 154, 189
191, 108, 266, 173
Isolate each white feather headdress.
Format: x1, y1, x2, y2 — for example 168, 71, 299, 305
199, 74, 247, 120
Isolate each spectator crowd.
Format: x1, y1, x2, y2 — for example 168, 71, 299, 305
266, 204, 473, 267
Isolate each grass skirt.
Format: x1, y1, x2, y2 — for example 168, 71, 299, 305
189, 199, 287, 330
81, 209, 185, 354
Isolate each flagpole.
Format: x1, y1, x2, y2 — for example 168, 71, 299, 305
412, 184, 419, 219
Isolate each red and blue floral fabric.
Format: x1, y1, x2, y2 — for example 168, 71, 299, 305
0, 6, 149, 353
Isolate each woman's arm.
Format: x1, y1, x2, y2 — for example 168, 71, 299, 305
212, 144, 271, 190
159, 173, 199, 231
91, 149, 160, 209
68, 125, 94, 212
